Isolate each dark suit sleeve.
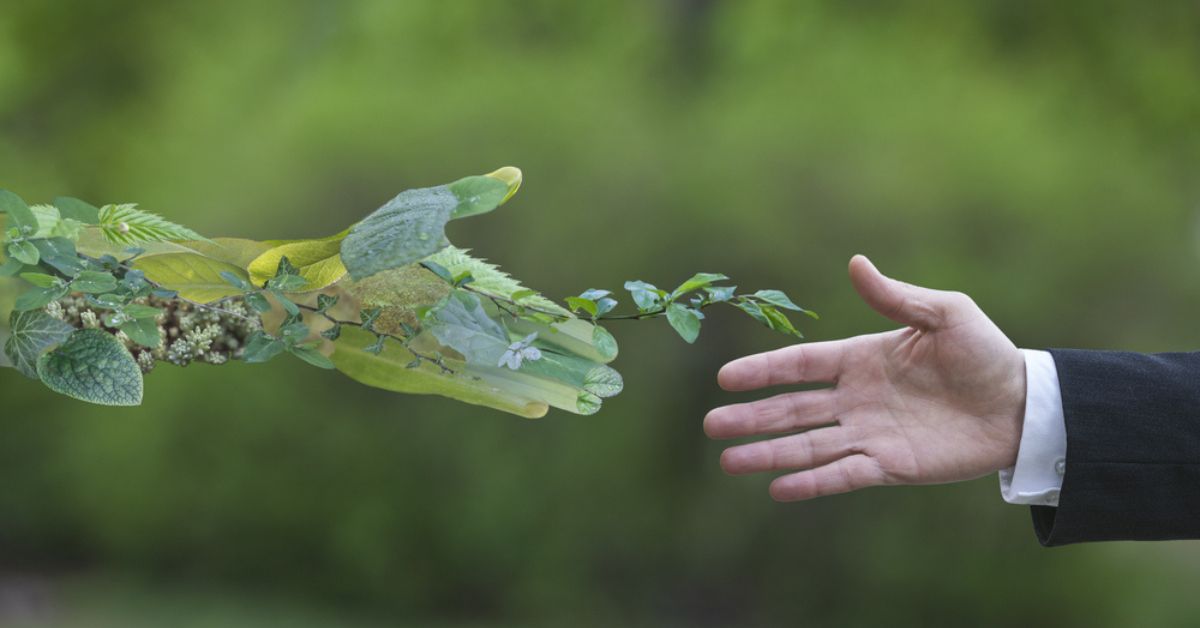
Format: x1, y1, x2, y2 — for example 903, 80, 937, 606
1031, 349, 1200, 546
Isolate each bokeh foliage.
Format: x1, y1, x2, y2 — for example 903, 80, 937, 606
2, 1, 1200, 626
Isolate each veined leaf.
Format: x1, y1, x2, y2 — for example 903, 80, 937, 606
5, 309, 75, 379
36, 329, 143, 406
330, 326, 548, 419
248, 231, 348, 291
131, 253, 250, 302
97, 203, 206, 246
341, 167, 523, 280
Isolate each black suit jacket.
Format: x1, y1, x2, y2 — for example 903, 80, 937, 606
1032, 349, 1200, 545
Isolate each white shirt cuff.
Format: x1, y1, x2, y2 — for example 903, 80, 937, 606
998, 349, 1067, 507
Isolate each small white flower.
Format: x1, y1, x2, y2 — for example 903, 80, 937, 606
498, 333, 542, 370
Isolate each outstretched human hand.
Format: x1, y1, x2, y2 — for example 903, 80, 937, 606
705, 255, 1027, 501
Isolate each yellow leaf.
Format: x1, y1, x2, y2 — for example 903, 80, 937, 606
132, 253, 249, 303
247, 232, 348, 292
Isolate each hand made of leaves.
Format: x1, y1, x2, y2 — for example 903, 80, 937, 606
0, 169, 815, 417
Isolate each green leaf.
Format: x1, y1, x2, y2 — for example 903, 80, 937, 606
32, 238, 85, 275
666, 303, 702, 343
14, 285, 67, 311
320, 323, 342, 341
51, 218, 85, 241
8, 241, 39, 265
624, 280, 664, 312
734, 298, 769, 325
28, 204, 62, 238
70, 270, 119, 293
341, 167, 522, 280
315, 293, 338, 313
247, 232, 348, 291
565, 296, 598, 318
36, 329, 143, 406
131, 253, 250, 303
424, 291, 509, 365
1, 191, 36, 234
704, 285, 737, 302
272, 291, 301, 317
672, 273, 728, 299
267, 270, 308, 292
594, 298, 618, 317
119, 317, 162, 348
421, 260, 455, 284
242, 332, 286, 363
0, 256, 23, 276
759, 304, 804, 338
53, 196, 101, 224
510, 289, 537, 301
5, 309, 75, 378
279, 320, 310, 345
97, 203, 206, 246
19, 272, 60, 289
244, 292, 272, 313
289, 343, 335, 369
122, 304, 163, 320
219, 270, 252, 291
752, 289, 806, 312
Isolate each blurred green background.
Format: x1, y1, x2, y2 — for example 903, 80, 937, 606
2, 1, 1200, 626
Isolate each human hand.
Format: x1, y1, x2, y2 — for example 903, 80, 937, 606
705, 255, 1027, 501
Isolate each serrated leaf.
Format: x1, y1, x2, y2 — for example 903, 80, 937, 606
5, 309, 75, 378
36, 329, 143, 406
119, 317, 162, 348
341, 168, 521, 280
423, 246, 570, 317
131, 253, 250, 302
97, 203, 206, 246
247, 231, 348, 291
666, 303, 701, 343
245, 292, 272, 313
53, 196, 101, 224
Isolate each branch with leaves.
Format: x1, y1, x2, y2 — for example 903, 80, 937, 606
0, 168, 816, 418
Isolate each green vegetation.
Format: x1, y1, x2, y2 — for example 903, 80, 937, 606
0, 170, 812, 415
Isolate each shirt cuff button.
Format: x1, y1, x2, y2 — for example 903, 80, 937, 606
1054, 458, 1066, 477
